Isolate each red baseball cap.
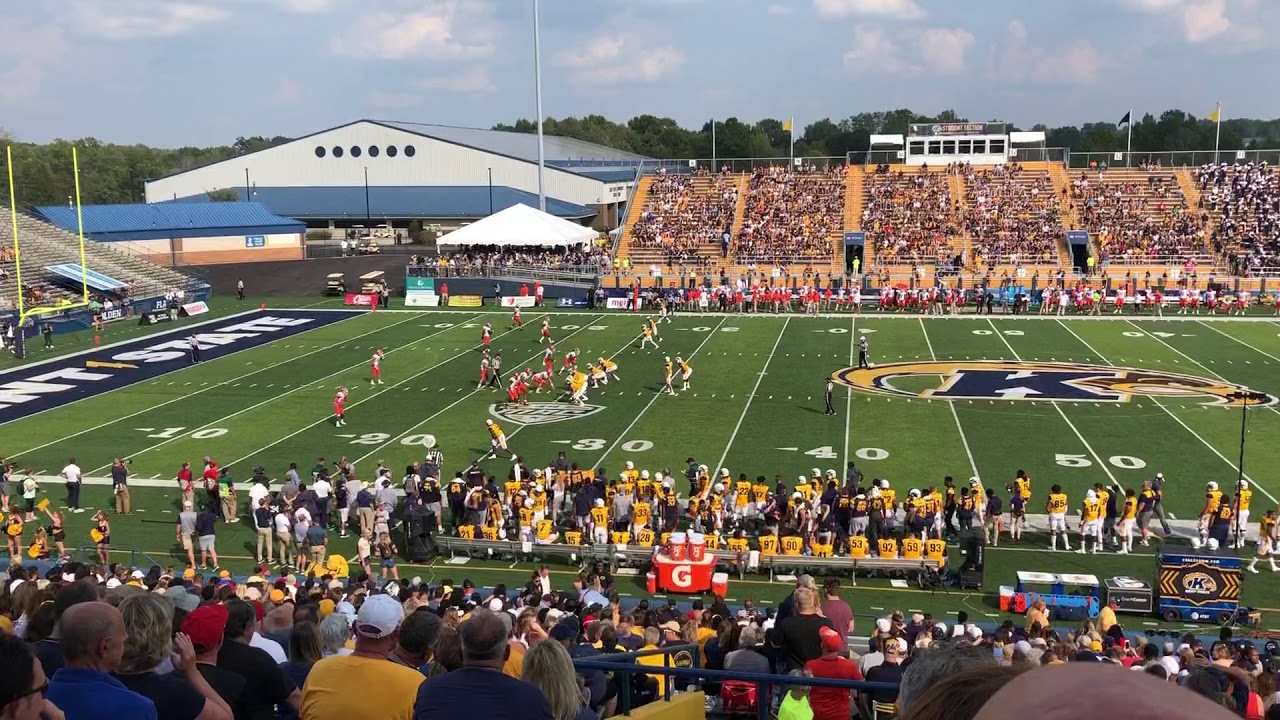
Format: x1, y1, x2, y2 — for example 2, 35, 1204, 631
181, 604, 228, 653
819, 626, 843, 653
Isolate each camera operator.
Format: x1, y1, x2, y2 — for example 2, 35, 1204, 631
111, 458, 131, 515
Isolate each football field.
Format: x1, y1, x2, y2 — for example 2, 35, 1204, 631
6, 301, 1280, 627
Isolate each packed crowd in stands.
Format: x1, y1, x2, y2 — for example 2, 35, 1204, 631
1073, 170, 1207, 263
736, 166, 845, 263
962, 164, 1062, 266
1198, 162, 1280, 274
629, 169, 737, 266
863, 168, 959, 264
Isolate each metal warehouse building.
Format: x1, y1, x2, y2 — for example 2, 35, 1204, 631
143, 120, 647, 232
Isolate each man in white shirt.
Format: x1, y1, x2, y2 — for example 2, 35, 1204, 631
248, 479, 270, 512
312, 475, 332, 529
59, 458, 84, 512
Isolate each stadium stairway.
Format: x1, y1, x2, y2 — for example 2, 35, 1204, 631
614, 175, 653, 268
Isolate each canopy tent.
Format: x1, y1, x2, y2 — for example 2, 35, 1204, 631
437, 203, 597, 248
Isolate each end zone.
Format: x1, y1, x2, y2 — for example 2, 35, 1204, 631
0, 309, 354, 424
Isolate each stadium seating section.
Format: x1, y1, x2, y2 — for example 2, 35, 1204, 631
862, 167, 962, 267
0, 212, 201, 314
735, 166, 846, 264
1071, 168, 1210, 266
620, 170, 743, 269
962, 165, 1063, 266
1195, 162, 1280, 275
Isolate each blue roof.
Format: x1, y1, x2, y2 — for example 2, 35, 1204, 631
165, 186, 595, 220
34, 202, 304, 242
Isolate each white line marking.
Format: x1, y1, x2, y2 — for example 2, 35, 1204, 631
90, 315, 483, 473
989, 318, 1117, 484
1131, 319, 1280, 420
597, 317, 728, 466
920, 318, 979, 478
8, 311, 426, 459
713, 317, 789, 474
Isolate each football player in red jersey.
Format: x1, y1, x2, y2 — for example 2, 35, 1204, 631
333, 386, 349, 427
370, 348, 384, 385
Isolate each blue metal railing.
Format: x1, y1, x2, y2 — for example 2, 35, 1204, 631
573, 643, 899, 719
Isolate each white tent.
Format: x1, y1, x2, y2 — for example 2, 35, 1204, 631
437, 203, 597, 248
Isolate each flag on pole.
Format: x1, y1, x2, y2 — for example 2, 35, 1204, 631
782, 117, 793, 132
1207, 106, 1221, 123
1117, 110, 1131, 128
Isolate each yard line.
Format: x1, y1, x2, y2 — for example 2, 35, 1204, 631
596, 317, 728, 466
8, 311, 426, 458
987, 318, 1118, 485
1130, 319, 1280, 418
86, 314, 483, 473
919, 318, 979, 479
1059, 319, 1278, 507
843, 315, 855, 472
350, 315, 608, 467
712, 317, 790, 475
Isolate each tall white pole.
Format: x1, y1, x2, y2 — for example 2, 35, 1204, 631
1214, 102, 1222, 164
711, 120, 716, 170
533, 0, 546, 212
1126, 110, 1133, 168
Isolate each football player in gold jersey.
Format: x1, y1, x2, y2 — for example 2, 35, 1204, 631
1248, 510, 1278, 573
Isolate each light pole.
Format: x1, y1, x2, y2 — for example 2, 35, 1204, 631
1228, 389, 1268, 546
533, 0, 546, 212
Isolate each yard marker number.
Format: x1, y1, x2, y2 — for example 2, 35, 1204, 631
1055, 453, 1147, 470
972, 329, 1024, 336
141, 427, 228, 440
347, 432, 441, 447
804, 446, 889, 461
621, 440, 653, 452
562, 438, 653, 452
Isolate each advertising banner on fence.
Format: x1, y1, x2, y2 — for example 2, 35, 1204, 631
605, 297, 632, 310
180, 301, 209, 318
449, 295, 483, 308
99, 306, 128, 323
344, 293, 378, 307
557, 297, 590, 309
500, 296, 537, 308
406, 277, 435, 292
405, 293, 441, 307
139, 308, 178, 326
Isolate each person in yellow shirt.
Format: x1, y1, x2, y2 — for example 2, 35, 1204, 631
662, 357, 676, 396
1248, 510, 1278, 573
635, 627, 668, 696
1014, 470, 1032, 503
1078, 489, 1102, 555
1199, 481, 1222, 545
640, 323, 659, 350
811, 532, 834, 557
727, 532, 749, 555
847, 534, 868, 558
924, 537, 946, 565
1234, 479, 1253, 549
677, 356, 693, 391
780, 534, 804, 556
1118, 489, 1137, 554
535, 518, 557, 544
877, 536, 897, 558
1046, 484, 1071, 552
485, 419, 510, 459
901, 535, 923, 560
589, 499, 610, 544
758, 533, 779, 556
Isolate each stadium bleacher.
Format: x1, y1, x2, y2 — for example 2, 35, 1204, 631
1196, 161, 1280, 275
862, 167, 962, 267
736, 165, 846, 265
1072, 168, 1213, 269
962, 164, 1064, 268
621, 170, 742, 270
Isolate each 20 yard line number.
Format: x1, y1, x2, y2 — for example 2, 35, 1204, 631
347, 433, 437, 447
1055, 453, 1147, 470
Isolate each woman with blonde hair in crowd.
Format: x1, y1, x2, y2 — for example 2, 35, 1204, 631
115, 592, 233, 720
522, 638, 595, 720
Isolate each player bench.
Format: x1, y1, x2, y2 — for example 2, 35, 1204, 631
761, 555, 943, 587
434, 536, 588, 569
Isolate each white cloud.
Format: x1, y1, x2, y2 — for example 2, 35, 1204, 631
919, 27, 975, 74
767, 4, 793, 14
417, 66, 497, 94
0, 20, 67, 104
554, 37, 684, 87
989, 19, 1106, 85
815, 0, 925, 20
279, 0, 340, 12
1121, 0, 1185, 10
842, 25, 974, 76
1182, 0, 1231, 42
333, 1, 495, 61
66, 0, 228, 39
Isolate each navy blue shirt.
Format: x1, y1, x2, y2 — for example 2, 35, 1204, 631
195, 511, 215, 536
48, 667, 157, 720
414, 667, 552, 720
356, 489, 375, 508
987, 495, 1003, 516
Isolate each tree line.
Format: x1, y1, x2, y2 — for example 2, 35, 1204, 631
1, 110, 1276, 207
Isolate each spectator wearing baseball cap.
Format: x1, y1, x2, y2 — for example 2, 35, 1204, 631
804, 626, 863, 720
413, 608, 552, 720
302, 594, 424, 720
182, 604, 245, 718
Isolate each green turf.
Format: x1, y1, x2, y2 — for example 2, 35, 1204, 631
6, 305, 1280, 629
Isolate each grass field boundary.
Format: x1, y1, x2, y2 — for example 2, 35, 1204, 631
988, 318, 1120, 485
349, 315, 609, 467
918, 318, 980, 479
713, 316, 790, 476
347, 308, 1280, 323
595, 317, 728, 468
1056, 319, 1278, 509
84, 314, 482, 474
7, 311, 426, 458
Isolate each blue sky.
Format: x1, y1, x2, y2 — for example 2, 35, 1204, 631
1, 0, 1276, 147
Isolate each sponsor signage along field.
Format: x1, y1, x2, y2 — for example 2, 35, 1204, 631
98, 307, 128, 323
0, 309, 351, 424
449, 295, 483, 308
605, 297, 632, 310
557, 297, 590, 308
1158, 553, 1242, 610
406, 277, 435, 292
500, 296, 536, 308
344, 293, 378, 307
180, 301, 210, 317
404, 293, 441, 307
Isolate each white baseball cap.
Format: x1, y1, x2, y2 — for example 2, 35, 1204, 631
355, 594, 404, 639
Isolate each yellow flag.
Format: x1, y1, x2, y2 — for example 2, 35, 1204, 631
1207, 106, 1221, 122
782, 117, 793, 132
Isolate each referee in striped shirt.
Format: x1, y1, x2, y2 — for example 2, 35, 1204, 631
423, 447, 444, 478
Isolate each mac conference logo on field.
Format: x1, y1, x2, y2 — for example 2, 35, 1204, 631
832, 360, 1277, 407
489, 402, 606, 425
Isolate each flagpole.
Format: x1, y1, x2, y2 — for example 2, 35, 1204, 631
533, 0, 546, 212
711, 119, 716, 170
789, 116, 795, 165
1126, 110, 1133, 168
1214, 102, 1222, 164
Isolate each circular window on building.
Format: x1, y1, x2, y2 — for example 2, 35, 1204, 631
315, 146, 326, 158
386, 146, 398, 157
404, 145, 416, 157
350, 145, 362, 158
332, 146, 344, 158
368, 145, 380, 158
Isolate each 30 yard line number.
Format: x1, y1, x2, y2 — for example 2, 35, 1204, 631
1055, 453, 1147, 470
565, 438, 653, 452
